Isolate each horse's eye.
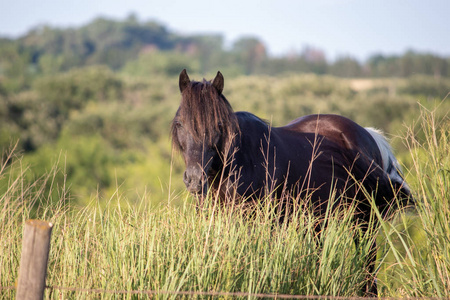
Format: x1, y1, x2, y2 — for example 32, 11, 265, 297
175, 121, 182, 128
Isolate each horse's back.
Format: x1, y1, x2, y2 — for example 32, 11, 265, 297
283, 114, 383, 166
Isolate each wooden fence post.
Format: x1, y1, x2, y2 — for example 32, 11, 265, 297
17, 220, 53, 300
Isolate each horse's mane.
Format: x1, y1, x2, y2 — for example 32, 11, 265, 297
172, 79, 239, 149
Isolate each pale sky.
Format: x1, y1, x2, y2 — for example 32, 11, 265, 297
1, 0, 449, 61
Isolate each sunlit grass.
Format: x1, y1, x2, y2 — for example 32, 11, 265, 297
0, 160, 373, 298
1, 107, 449, 298
377, 105, 450, 297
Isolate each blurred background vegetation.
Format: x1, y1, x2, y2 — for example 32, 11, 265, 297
1, 15, 449, 208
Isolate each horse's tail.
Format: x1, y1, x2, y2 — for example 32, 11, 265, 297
364, 127, 412, 199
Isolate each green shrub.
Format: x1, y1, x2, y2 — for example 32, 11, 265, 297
399, 75, 450, 99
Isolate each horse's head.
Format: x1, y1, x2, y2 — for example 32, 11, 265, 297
171, 69, 239, 197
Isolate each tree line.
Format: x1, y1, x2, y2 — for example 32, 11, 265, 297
1, 15, 449, 93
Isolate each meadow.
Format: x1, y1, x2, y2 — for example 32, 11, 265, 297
1, 17, 450, 298
1, 73, 449, 297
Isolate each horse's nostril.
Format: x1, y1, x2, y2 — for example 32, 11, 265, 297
183, 170, 198, 191
184, 171, 205, 194
183, 171, 189, 185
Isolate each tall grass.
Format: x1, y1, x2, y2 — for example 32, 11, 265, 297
377, 105, 450, 297
0, 182, 373, 298
1, 107, 449, 298
0, 157, 373, 298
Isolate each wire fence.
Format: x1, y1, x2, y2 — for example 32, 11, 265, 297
46, 286, 372, 299
1, 285, 444, 300
1, 284, 382, 299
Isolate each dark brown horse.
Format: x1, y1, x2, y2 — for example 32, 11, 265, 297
171, 69, 412, 296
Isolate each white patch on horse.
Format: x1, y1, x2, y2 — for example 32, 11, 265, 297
365, 127, 411, 193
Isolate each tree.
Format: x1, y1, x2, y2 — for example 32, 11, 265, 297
330, 57, 363, 77
232, 37, 267, 74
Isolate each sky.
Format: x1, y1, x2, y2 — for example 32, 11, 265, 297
1, 0, 449, 61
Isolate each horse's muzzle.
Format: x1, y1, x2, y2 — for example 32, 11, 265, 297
183, 167, 207, 195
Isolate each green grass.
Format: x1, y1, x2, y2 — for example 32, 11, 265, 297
0, 180, 373, 298
1, 107, 449, 299
376, 105, 450, 297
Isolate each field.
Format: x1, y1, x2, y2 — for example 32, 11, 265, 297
1, 18, 450, 297
1, 76, 450, 297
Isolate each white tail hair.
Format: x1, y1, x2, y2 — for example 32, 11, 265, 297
364, 127, 410, 193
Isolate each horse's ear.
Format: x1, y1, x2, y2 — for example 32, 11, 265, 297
179, 69, 190, 93
212, 71, 224, 94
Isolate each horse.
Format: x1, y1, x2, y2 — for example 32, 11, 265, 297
171, 69, 412, 296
